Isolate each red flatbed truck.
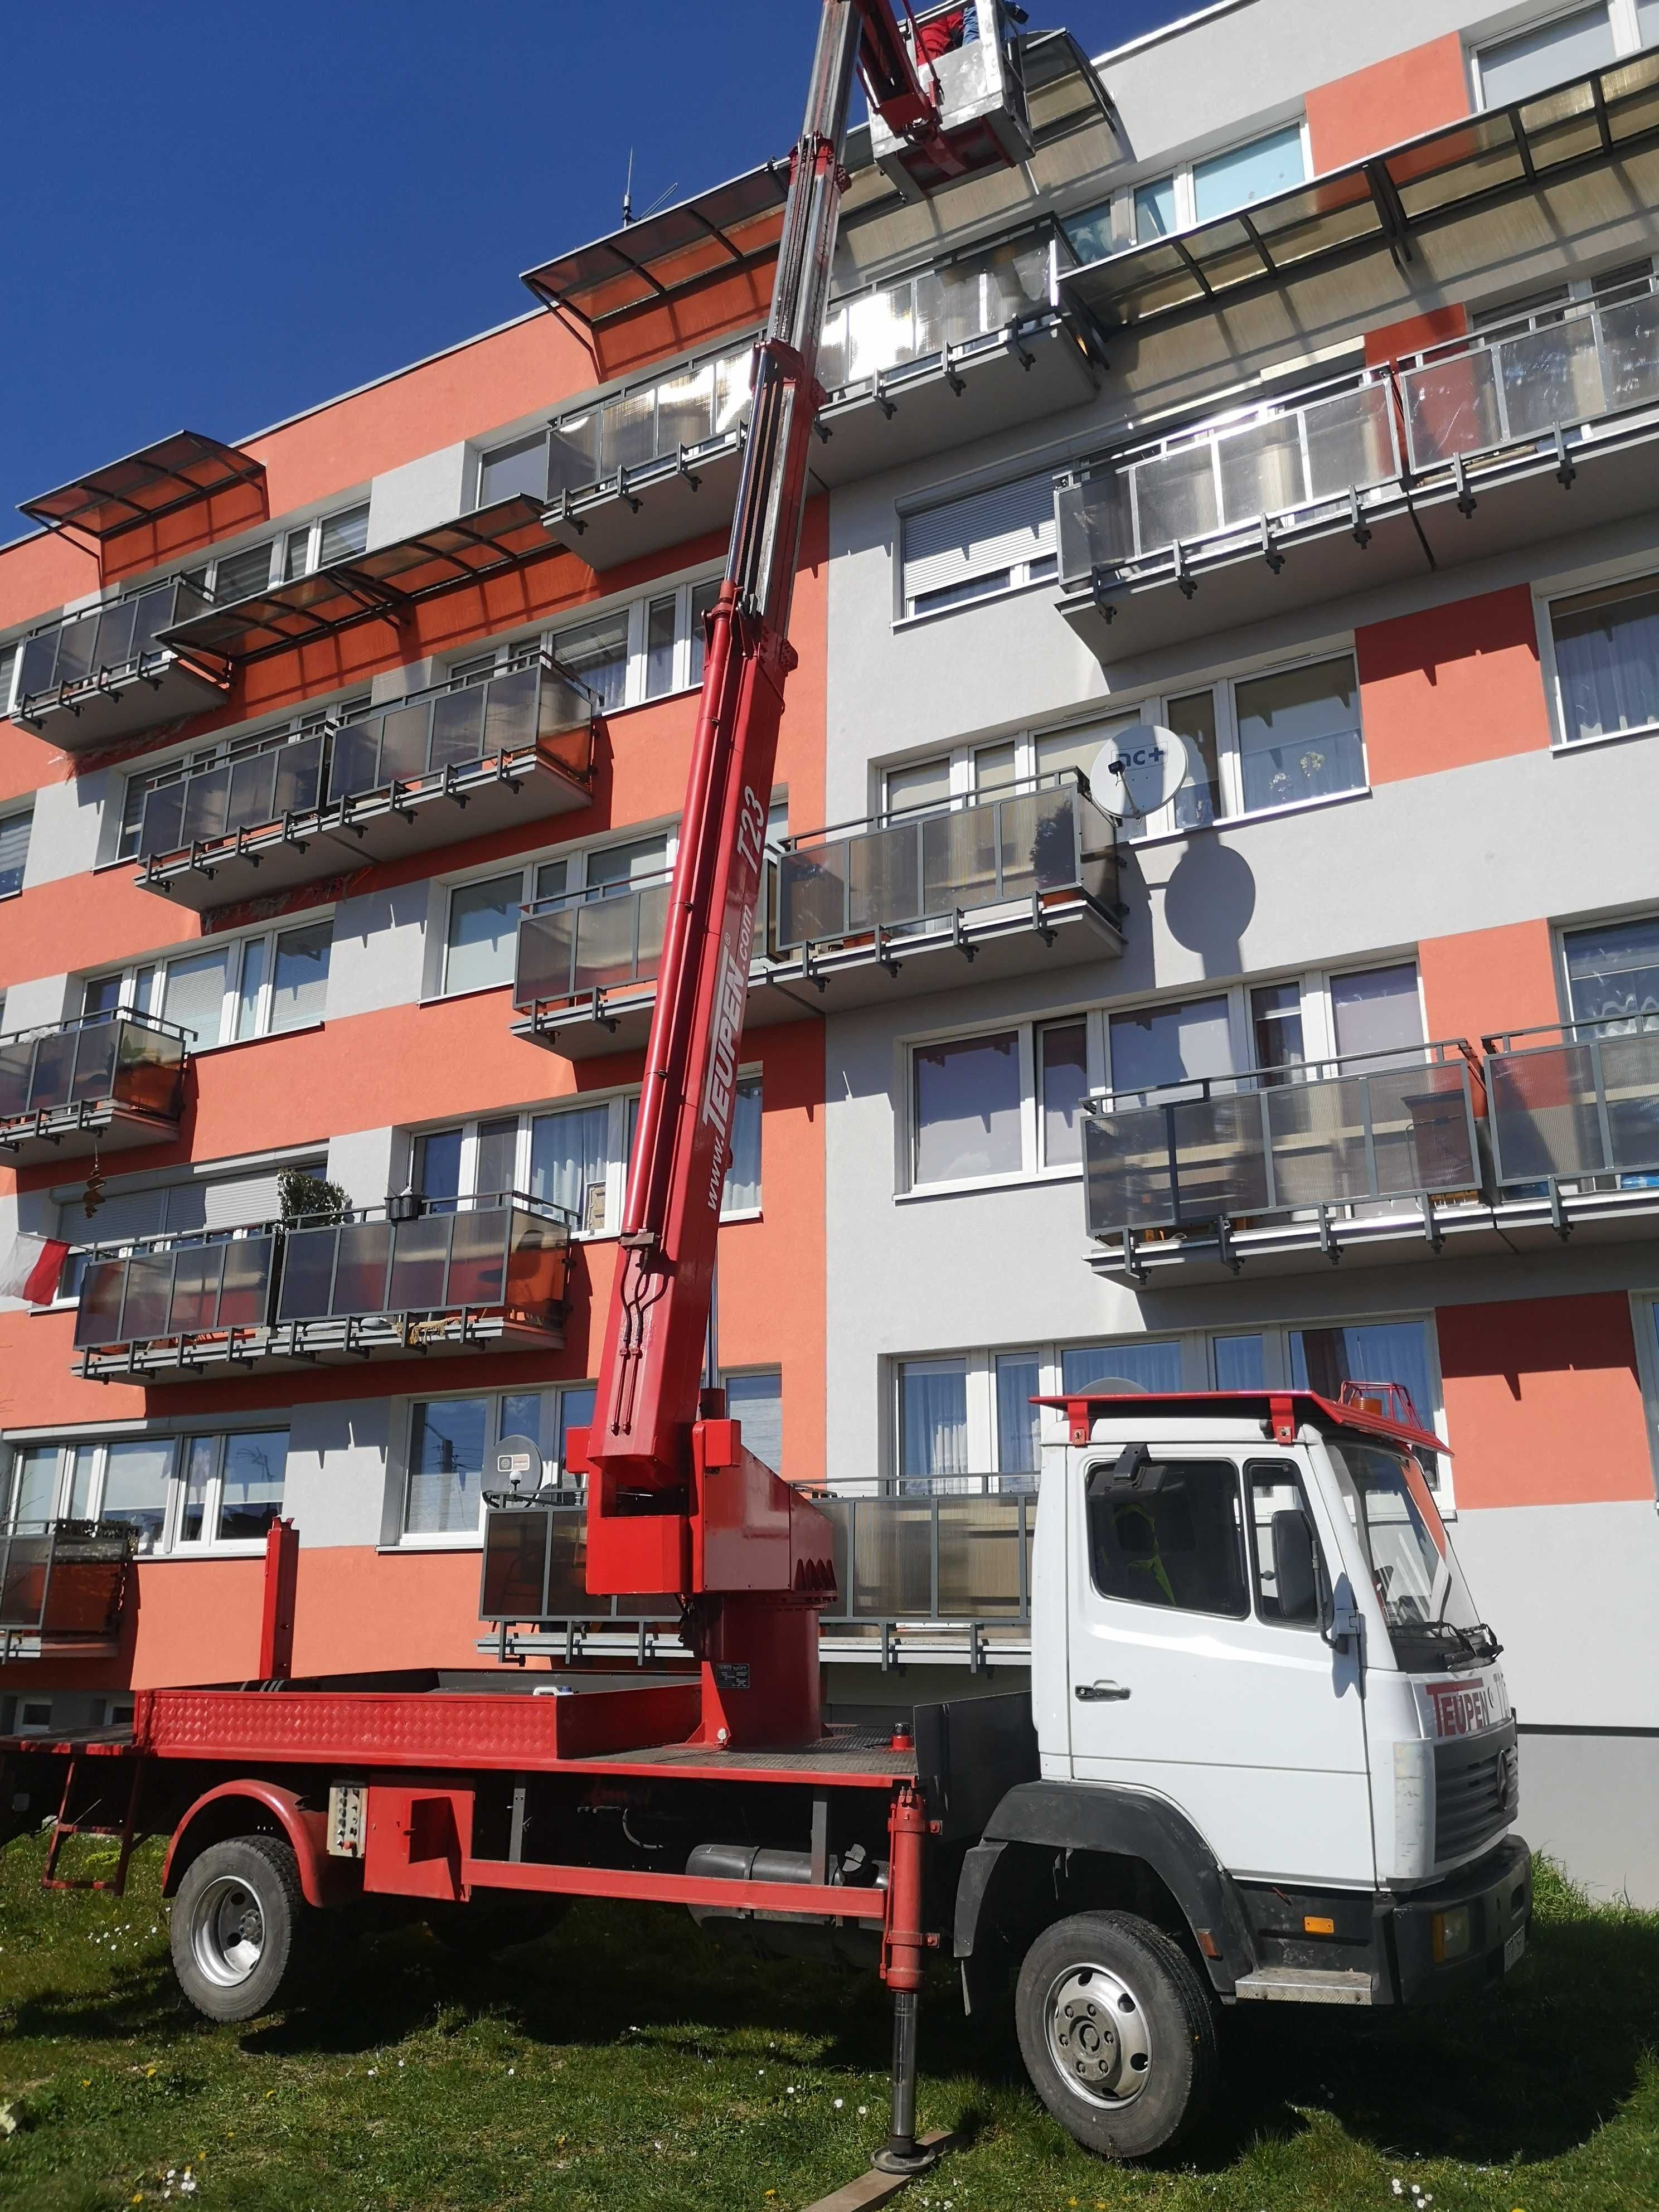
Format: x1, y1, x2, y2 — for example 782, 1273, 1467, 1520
0, 2, 1532, 2176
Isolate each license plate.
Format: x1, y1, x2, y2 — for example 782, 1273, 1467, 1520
1503, 1927, 1526, 1972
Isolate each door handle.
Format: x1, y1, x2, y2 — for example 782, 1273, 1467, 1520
1075, 1680, 1131, 1702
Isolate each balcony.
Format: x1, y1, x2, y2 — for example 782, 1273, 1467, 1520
12, 578, 230, 747
0, 1522, 136, 1663
511, 776, 1124, 1058
1085, 1028, 1659, 1281
1056, 278, 1659, 661
136, 654, 596, 911
0, 1011, 186, 1165
536, 222, 1098, 570
72, 1193, 573, 1383
479, 1477, 1036, 1671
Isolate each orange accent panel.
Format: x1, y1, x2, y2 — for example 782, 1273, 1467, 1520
1306, 33, 1471, 174
1364, 304, 1468, 369
1356, 584, 1551, 782
1438, 1294, 1656, 1508
1419, 919, 1560, 1047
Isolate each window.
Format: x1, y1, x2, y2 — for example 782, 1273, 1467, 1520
913, 1031, 1022, 1183
1250, 981, 1306, 1077
1214, 1317, 1443, 1475
3, 1430, 287, 1552
0, 808, 31, 899
1039, 1020, 1088, 1166
1087, 1460, 1249, 1618
183, 503, 369, 607
725, 1369, 783, 1473
0, 642, 17, 720
1475, 6, 1617, 107
1548, 574, 1659, 745
1562, 914, 1659, 1029
1108, 995, 1233, 1102
56, 1161, 314, 1301
884, 651, 1365, 843
1062, 121, 1308, 258
1063, 1340, 1184, 1394
444, 874, 523, 995
84, 921, 333, 1049
401, 1386, 593, 1540
1246, 1463, 1322, 1626
899, 473, 1057, 619
414, 1079, 761, 1233
899, 1357, 971, 1487
478, 431, 551, 506
118, 702, 356, 864
551, 610, 629, 715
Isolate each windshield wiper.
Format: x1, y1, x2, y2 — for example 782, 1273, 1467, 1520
1453, 1621, 1502, 1662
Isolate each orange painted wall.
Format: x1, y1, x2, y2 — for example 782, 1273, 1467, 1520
1438, 1294, 1656, 1508
1419, 918, 1561, 1047
1355, 584, 1553, 783
1306, 32, 1471, 173
1364, 304, 1469, 370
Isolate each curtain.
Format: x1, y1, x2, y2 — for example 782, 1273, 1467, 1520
995, 1354, 1041, 1490
722, 1080, 763, 1211
900, 1361, 969, 1489
531, 1105, 612, 1229
1554, 585, 1659, 743
1061, 1340, 1183, 1394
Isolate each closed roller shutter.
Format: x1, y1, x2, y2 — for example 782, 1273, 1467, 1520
900, 472, 1055, 611
61, 1160, 321, 1246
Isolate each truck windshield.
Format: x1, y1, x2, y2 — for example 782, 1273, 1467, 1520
1323, 1439, 1485, 1671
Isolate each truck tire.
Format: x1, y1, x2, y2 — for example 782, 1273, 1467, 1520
170, 1835, 311, 2024
1015, 1909, 1218, 2161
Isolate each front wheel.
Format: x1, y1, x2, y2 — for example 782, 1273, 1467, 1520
170, 1834, 312, 2023
1015, 1909, 1218, 2160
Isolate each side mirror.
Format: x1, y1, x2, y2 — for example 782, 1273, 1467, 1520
1270, 1510, 1320, 1623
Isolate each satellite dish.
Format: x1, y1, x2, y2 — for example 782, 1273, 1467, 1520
1089, 1376, 1151, 1394
1096, 723, 1191, 821
492, 1434, 545, 1498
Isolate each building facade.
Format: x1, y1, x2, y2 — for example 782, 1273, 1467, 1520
3, 0, 1657, 1901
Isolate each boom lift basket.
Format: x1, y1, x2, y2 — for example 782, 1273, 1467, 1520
867, 2, 1034, 199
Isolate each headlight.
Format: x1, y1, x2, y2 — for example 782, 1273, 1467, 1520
1432, 1905, 1472, 1963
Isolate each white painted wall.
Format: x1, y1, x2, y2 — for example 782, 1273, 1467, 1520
284, 1398, 393, 1550
366, 443, 469, 552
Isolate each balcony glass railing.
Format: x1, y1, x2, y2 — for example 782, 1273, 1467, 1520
513, 871, 673, 1013
1082, 1041, 1485, 1241
776, 774, 1119, 953
1398, 282, 1659, 475
72, 1195, 573, 1353
1484, 1021, 1659, 1189
16, 576, 213, 712
542, 347, 758, 501
0, 1012, 186, 1132
275, 1195, 570, 1331
139, 654, 594, 864
1056, 369, 1399, 589
0, 1521, 135, 1639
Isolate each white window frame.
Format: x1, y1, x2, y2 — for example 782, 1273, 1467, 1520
446, 570, 723, 720
874, 647, 1367, 842
895, 470, 1059, 625
1471, 1, 1647, 111
1535, 560, 1659, 753
391, 1383, 595, 1549
434, 822, 680, 1002
2, 1428, 288, 1554
885, 1315, 1452, 1503
82, 915, 335, 1051
1552, 905, 1659, 1025
1068, 117, 1312, 255
182, 499, 371, 606
0, 804, 32, 900
406, 1070, 762, 1238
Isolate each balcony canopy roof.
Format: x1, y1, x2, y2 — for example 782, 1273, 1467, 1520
18, 430, 265, 542
1061, 52, 1659, 397
522, 30, 1118, 329
158, 494, 560, 664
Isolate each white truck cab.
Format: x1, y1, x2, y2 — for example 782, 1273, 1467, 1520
956, 1386, 1530, 2158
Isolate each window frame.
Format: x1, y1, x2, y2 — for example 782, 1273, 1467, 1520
81, 914, 336, 1051
434, 823, 681, 1001
872, 646, 1368, 842
392, 1383, 598, 1549
443, 570, 723, 720
1553, 906, 1659, 1029
1084, 1454, 1252, 1621
1063, 117, 1312, 257
113, 697, 366, 867
895, 469, 1059, 625
181, 499, 371, 608
2, 1428, 288, 1555
0, 804, 32, 901
1469, 0, 1641, 110
1537, 563, 1659, 753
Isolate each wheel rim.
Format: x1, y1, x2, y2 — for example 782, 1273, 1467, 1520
189, 1874, 266, 1988
1044, 1961, 1152, 2107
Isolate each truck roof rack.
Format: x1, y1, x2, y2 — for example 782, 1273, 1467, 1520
1035, 1388, 1447, 1458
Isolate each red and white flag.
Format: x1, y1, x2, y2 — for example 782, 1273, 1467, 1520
0, 1232, 70, 1306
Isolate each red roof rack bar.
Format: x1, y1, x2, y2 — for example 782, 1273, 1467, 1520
18, 430, 265, 543
1037, 1388, 1448, 1459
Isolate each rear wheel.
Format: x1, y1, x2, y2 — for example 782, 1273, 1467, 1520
1015, 1909, 1218, 2160
171, 1835, 311, 2023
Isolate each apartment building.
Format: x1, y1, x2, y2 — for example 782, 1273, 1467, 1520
3, 0, 1657, 1901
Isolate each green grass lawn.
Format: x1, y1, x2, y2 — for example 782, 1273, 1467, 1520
0, 1834, 1655, 2212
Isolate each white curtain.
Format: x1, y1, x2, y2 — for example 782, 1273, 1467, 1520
900, 1361, 969, 1489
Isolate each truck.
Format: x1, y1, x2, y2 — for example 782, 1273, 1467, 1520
0, 0, 1531, 2180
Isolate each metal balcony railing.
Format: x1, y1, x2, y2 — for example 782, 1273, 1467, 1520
513, 870, 673, 1016
1398, 282, 1659, 476
1055, 278, 1659, 601
1056, 367, 1401, 590
0, 1520, 135, 1643
14, 575, 214, 719
71, 1193, 574, 1357
1082, 1041, 1485, 1243
0, 1011, 186, 1143
138, 653, 595, 869
1483, 1021, 1659, 1190
775, 773, 1119, 954
544, 345, 758, 501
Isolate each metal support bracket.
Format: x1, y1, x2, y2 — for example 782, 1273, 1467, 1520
1422, 1195, 1444, 1254
1216, 1215, 1243, 1277
950, 909, 976, 963
1173, 540, 1196, 599
1549, 1180, 1572, 1243
1554, 425, 1578, 489
1259, 515, 1284, 574
1453, 453, 1477, 518
1349, 488, 1372, 548
1030, 892, 1057, 947
873, 924, 900, 979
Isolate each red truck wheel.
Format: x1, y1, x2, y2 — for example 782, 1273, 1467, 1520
170, 1835, 312, 2023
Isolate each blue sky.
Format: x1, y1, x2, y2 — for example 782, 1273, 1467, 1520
1, 2, 1192, 532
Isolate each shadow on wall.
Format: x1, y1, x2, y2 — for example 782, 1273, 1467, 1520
1160, 838, 1257, 981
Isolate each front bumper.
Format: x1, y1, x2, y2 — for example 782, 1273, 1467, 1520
1386, 1835, 1532, 2005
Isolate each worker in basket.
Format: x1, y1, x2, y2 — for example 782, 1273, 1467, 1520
914, 3, 1027, 66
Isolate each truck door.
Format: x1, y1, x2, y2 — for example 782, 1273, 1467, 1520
1067, 1450, 1374, 1887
